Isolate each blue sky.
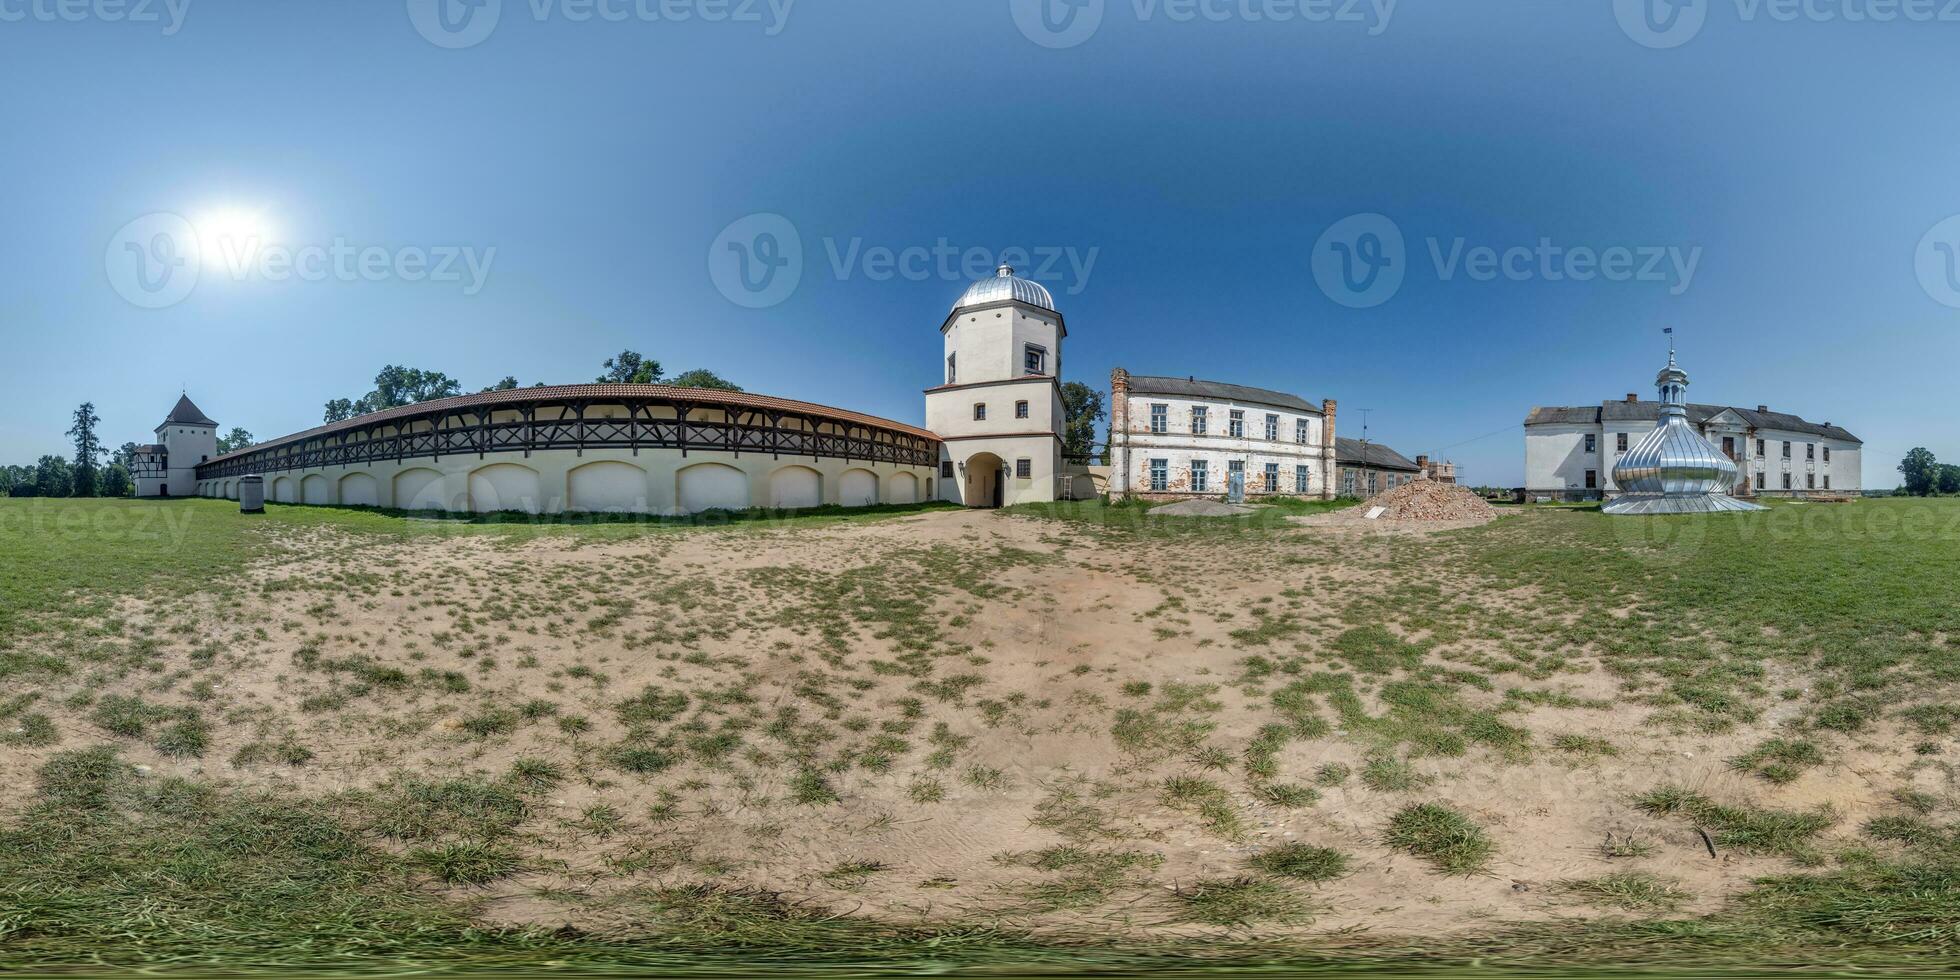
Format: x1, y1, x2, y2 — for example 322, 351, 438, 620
3, 0, 1956, 487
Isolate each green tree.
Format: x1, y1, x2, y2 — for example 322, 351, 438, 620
1899, 447, 1939, 496
101, 463, 133, 498
667, 368, 742, 392
67, 403, 103, 497
480, 376, 520, 392
597, 350, 662, 384
322, 398, 358, 424
216, 427, 256, 454
35, 455, 72, 498
1938, 464, 1960, 496
1060, 381, 1106, 457
113, 441, 140, 470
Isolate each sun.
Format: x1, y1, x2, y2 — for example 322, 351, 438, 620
190, 207, 276, 263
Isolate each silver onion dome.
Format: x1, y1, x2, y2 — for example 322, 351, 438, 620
952, 263, 1057, 314
1604, 346, 1766, 515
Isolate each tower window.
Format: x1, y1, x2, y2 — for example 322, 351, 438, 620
1150, 404, 1168, 434
1024, 345, 1046, 375
1015, 400, 1029, 419
1616, 432, 1628, 452
1016, 458, 1032, 479
973, 403, 986, 421
947, 354, 956, 384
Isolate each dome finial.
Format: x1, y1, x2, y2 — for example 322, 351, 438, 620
996, 262, 1015, 278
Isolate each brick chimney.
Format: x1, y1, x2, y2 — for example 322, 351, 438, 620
1626, 393, 1639, 403
1321, 398, 1338, 500
1416, 455, 1430, 480
1757, 405, 1768, 413
1110, 368, 1132, 498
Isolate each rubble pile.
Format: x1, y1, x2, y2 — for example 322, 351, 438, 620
1343, 479, 1498, 524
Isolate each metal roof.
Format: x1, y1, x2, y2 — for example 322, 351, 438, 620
159, 394, 217, 427
1526, 401, 1859, 443
200, 384, 942, 467
951, 264, 1057, 314
1125, 375, 1323, 415
1335, 437, 1419, 471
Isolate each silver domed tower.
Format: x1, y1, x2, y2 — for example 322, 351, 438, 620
951, 263, 1057, 314
1604, 342, 1766, 515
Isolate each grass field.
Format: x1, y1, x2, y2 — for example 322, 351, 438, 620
2, 495, 1958, 976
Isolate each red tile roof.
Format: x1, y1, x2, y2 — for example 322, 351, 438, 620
202, 385, 941, 466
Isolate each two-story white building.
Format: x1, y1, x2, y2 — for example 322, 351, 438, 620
1525, 396, 1861, 501
1108, 371, 1337, 500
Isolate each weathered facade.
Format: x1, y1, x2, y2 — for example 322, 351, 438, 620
1108, 371, 1336, 501
1334, 437, 1421, 498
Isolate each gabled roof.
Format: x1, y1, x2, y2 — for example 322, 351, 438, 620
1125, 375, 1322, 415
1335, 437, 1419, 472
1526, 401, 1859, 443
159, 394, 217, 428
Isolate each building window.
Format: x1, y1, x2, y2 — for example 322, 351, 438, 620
1295, 419, 1308, 444
1263, 462, 1279, 491
1017, 458, 1032, 479
1584, 434, 1597, 453
1823, 447, 1831, 463
1585, 469, 1598, 489
1783, 441, 1792, 459
1149, 459, 1168, 492
1191, 460, 1209, 492
941, 460, 954, 478
1015, 400, 1029, 419
946, 354, 956, 384
1616, 432, 1628, 452
973, 403, 986, 421
1264, 414, 1279, 441
1806, 472, 1815, 489
1783, 472, 1792, 490
1367, 471, 1379, 495
1755, 470, 1764, 489
1191, 406, 1207, 435
1806, 443, 1815, 460
1229, 410, 1245, 438
1024, 345, 1046, 376
1824, 475, 1831, 489
1150, 404, 1168, 434
1342, 471, 1356, 496
1295, 465, 1310, 493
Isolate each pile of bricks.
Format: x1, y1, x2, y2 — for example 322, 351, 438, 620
1352, 478, 1498, 523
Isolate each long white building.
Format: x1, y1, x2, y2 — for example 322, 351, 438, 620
1108, 371, 1337, 500
1525, 396, 1861, 501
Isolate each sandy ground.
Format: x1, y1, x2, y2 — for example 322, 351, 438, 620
2, 506, 1938, 939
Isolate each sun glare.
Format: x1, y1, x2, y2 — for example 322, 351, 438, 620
191, 207, 275, 264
